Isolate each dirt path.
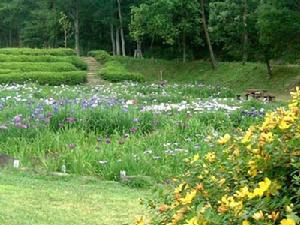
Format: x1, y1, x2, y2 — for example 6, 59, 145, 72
82, 57, 104, 85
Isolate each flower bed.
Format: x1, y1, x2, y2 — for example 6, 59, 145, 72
136, 87, 300, 225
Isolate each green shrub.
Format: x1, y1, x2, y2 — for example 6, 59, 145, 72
70, 57, 88, 70
0, 71, 86, 85
0, 62, 78, 72
138, 89, 300, 225
99, 61, 144, 82
0, 55, 87, 70
0, 69, 13, 74
88, 50, 111, 62
0, 48, 76, 56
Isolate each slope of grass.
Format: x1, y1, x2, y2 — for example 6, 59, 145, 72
0, 170, 147, 225
115, 57, 300, 96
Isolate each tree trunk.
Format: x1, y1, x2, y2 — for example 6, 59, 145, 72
242, 0, 248, 65
8, 29, 12, 47
74, 0, 80, 56
182, 32, 186, 63
64, 30, 67, 48
265, 58, 272, 78
110, 23, 116, 55
134, 40, 143, 58
200, 0, 217, 70
117, 0, 126, 56
116, 27, 120, 56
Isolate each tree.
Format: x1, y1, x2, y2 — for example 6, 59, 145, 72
58, 12, 72, 48
131, 0, 201, 62
199, 0, 217, 69
117, 0, 126, 56
257, 0, 300, 77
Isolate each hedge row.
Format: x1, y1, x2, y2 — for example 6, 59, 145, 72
0, 48, 76, 56
0, 62, 78, 72
0, 55, 87, 70
0, 71, 86, 85
88, 50, 111, 62
99, 60, 144, 82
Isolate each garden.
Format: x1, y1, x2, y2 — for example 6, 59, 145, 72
0, 48, 87, 85
0, 48, 299, 224
0, 1, 300, 224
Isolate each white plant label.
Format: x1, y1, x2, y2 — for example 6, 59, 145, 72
13, 159, 20, 168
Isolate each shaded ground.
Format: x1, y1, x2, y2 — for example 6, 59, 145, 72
0, 171, 147, 225
82, 57, 104, 85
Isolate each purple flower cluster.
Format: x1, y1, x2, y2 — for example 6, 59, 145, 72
242, 108, 265, 118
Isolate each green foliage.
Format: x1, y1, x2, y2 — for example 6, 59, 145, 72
0, 62, 78, 72
0, 48, 87, 85
0, 48, 76, 56
130, 0, 201, 61
142, 89, 300, 225
0, 54, 87, 70
109, 57, 300, 96
0, 83, 261, 181
49, 107, 158, 135
88, 50, 111, 62
0, 71, 86, 85
99, 60, 144, 82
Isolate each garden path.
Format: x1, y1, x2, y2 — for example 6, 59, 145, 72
82, 57, 104, 85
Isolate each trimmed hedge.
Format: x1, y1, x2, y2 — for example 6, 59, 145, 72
99, 60, 144, 82
0, 55, 87, 70
0, 62, 78, 72
88, 50, 111, 62
0, 48, 76, 56
0, 71, 86, 85
0, 69, 13, 74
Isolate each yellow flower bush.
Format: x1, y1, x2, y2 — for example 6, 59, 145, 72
135, 87, 300, 225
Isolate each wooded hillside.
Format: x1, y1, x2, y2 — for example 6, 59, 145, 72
0, 0, 299, 75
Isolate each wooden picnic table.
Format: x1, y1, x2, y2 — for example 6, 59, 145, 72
242, 89, 276, 102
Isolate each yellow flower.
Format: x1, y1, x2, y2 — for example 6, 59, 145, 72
218, 134, 231, 144
279, 120, 292, 130
259, 132, 273, 145
242, 127, 254, 144
235, 186, 249, 198
252, 210, 264, 220
175, 183, 187, 194
280, 218, 296, 225
186, 217, 199, 225
180, 190, 197, 205
242, 221, 250, 225
205, 152, 216, 162
191, 154, 200, 164
248, 178, 272, 199
134, 217, 145, 225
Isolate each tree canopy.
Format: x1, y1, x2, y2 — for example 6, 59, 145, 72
0, 0, 299, 74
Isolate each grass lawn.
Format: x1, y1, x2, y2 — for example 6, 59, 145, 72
0, 170, 147, 225
115, 57, 300, 98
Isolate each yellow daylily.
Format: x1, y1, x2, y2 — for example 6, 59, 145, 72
180, 190, 197, 205
186, 217, 199, 225
242, 221, 250, 225
191, 154, 200, 164
218, 134, 231, 144
252, 210, 264, 220
280, 218, 296, 225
